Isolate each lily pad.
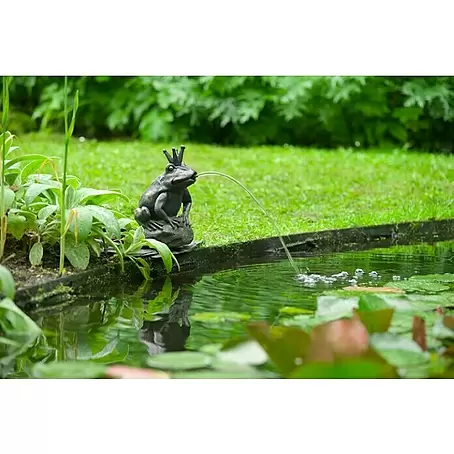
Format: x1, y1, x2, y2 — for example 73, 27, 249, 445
146, 351, 212, 371
171, 367, 269, 379
356, 308, 395, 334
409, 273, 454, 284
190, 311, 251, 324
279, 306, 315, 316
385, 280, 450, 294
290, 358, 396, 379
369, 332, 429, 373
217, 339, 268, 366
32, 361, 107, 379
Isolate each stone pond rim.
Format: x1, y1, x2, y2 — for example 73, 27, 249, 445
9, 218, 454, 309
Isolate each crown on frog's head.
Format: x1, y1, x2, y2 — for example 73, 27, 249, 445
163, 145, 185, 166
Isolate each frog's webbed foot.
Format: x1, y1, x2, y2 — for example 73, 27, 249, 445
168, 218, 180, 229
135, 206, 152, 225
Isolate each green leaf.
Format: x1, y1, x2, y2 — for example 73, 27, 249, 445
171, 368, 267, 379
5, 154, 51, 170
191, 311, 251, 324
216, 339, 268, 366
369, 332, 429, 371
6, 213, 28, 240
85, 205, 121, 239
29, 242, 43, 267
433, 317, 454, 341
24, 182, 60, 206
32, 361, 107, 379
0, 265, 15, 299
409, 273, 454, 284
385, 280, 449, 294
291, 359, 395, 379
38, 204, 58, 220
358, 294, 390, 311
0, 298, 41, 352
279, 306, 315, 316
356, 308, 395, 334
315, 295, 358, 319
143, 238, 179, 273
68, 206, 93, 242
247, 322, 311, 377
64, 237, 90, 270
146, 351, 212, 371
2, 187, 15, 210
75, 187, 130, 205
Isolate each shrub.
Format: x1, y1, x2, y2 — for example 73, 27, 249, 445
7, 76, 454, 152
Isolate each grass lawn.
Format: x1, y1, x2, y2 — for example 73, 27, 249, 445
16, 133, 454, 246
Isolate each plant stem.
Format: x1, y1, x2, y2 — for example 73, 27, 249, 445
59, 76, 70, 275
0, 76, 11, 261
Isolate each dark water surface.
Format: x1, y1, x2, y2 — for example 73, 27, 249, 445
18, 241, 454, 373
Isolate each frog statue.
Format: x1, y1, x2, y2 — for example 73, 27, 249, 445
134, 145, 200, 254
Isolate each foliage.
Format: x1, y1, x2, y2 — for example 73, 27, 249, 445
1, 77, 179, 279
5, 269, 454, 379
7, 76, 454, 152
0, 265, 42, 377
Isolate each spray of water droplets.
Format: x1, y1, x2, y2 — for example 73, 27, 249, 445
295, 267, 385, 288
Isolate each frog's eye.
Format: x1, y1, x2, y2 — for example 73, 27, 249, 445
166, 164, 175, 172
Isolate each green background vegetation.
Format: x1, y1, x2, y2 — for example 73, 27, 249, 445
6, 76, 454, 152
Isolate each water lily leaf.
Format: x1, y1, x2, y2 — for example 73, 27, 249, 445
147, 351, 212, 371
291, 358, 396, 379
247, 322, 311, 377
64, 237, 90, 270
32, 361, 107, 378
369, 332, 429, 371
279, 306, 315, 316
432, 316, 454, 342
385, 280, 449, 294
29, 242, 43, 267
217, 339, 268, 366
316, 295, 358, 318
171, 368, 267, 379
355, 308, 395, 334
199, 343, 223, 355
358, 294, 390, 311
191, 311, 251, 324
409, 273, 454, 284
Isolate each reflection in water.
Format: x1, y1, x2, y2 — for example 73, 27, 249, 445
10, 240, 454, 377
139, 277, 200, 355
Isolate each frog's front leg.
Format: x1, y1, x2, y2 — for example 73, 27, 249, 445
155, 193, 179, 229
182, 189, 192, 227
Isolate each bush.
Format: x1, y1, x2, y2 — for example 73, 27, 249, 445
7, 76, 454, 152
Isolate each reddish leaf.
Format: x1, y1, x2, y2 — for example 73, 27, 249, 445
105, 365, 169, 379
412, 316, 427, 351
443, 316, 454, 331
306, 313, 369, 363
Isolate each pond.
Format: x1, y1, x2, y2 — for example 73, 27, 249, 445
8, 240, 454, 378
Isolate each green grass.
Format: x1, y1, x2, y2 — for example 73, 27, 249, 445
16, 133, 454, 246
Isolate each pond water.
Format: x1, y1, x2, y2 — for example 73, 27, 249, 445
13, 240, 454, 376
